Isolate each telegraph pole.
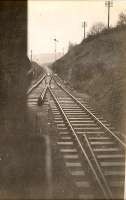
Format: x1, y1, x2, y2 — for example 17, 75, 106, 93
82, 21, 87, 39
30, 49, 32, 62
54, 38, 58, 61
62, 48, 64, 56
105, 0, 113, 29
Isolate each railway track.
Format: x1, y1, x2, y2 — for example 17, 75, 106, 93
27, 74, 46, 95
27, 74, 125, 199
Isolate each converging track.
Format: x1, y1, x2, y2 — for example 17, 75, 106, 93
27, 73, 125, 199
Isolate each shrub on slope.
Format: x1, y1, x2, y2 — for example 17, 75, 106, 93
52, 28, 126, 132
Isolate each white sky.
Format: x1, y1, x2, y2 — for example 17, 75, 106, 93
28, 0, 126, 55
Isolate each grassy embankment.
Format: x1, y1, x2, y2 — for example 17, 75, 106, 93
52, 27, 126, 132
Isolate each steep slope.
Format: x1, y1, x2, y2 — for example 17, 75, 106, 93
29, 61, 45, 83
52, 28, 126, 132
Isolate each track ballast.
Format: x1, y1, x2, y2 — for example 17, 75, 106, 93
28, 74, 125, 199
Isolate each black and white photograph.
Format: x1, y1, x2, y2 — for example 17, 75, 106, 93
0, 0, 126, 199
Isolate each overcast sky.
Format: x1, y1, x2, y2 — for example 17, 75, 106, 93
28, 0, 126, 56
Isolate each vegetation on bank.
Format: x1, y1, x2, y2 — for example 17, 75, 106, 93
29, 61, 44, 83
52, 12, 126, 132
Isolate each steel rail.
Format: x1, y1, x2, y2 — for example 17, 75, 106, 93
27, 74, 46, 95
84, 134, 113, 198
53, 77, 126, 149
38, 85, 48, 106
48, 86, 111, 199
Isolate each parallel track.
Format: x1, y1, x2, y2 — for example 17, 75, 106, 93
28, 74, 125, 199
27, 74, 46, 95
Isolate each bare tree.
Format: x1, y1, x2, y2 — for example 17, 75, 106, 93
68, 41, 75, 52
88, 22, 106, 36
117, 11, 126, 26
